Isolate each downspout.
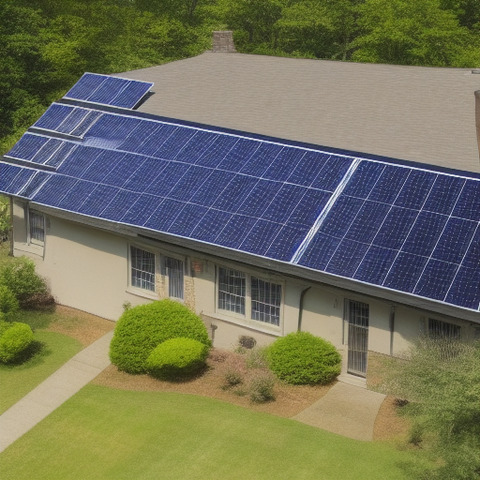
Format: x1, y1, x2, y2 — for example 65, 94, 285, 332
297, 286, 311, 332
389, 306, 396, 356
9, 196, 13, 257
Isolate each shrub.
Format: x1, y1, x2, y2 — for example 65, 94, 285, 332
0, 321, 34, 363
0, 257, 48, 307
222, 369, 244, 389
245, 346, 268, 369
146, 337, 209, 380
249, 372, 276, 403
110, 299, 211, 374
0, 285, 19, 320
267, 332, 341, 385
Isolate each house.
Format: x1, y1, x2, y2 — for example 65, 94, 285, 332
1, 33, 479, 380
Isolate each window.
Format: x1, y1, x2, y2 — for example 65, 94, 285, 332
29, 210, 45, 244
130, 246, 156, 292
428, 318, 460, 340
163, 256, 184, 300
251, 277, 282, 326
218, 267, 245, 314
217, 266, 282, 326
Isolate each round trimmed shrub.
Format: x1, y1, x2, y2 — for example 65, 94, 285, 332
146, 337, 209, 380
267, 332, 341, 385
0, 321, 34, 363
0, 285, 19, 320
110, 299, 211, 374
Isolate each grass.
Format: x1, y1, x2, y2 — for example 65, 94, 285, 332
0, 330, 82, 414
0, 385, 429, 480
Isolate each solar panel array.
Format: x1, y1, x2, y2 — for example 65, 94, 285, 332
64, 73, 153, 109
1, 75, 479, 314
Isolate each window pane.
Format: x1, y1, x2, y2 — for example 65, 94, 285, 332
251, 277, 281, 325
29, 211, 45, 243
131, 246, 155, 291
218, 267, 245, 315
165, 257, 184, 299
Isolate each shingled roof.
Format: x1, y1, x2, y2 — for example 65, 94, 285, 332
1, 71, 479, 322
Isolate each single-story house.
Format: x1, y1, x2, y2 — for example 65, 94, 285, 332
1, 33, 479, 380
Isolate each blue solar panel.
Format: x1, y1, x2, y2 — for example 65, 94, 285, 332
383, 252, 428, 293
167, 203, 209, 237
64, 73, 153, 109
354, 246, 398, 285
343, 201, 391, 244
402, 212, 448, 257
452, 180, 480, 221
2, 88, 479, 313
342, 161, 385, 199
368, 165, 410, 203
446, 266, 480, 310
394, 170, 436, 209
413, 260, 459, 301
431, 218, 477, 264
238, 219, 283, 256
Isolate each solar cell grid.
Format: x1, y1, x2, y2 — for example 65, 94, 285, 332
394, 169, 436, 210
431, 218, 477, 264
341, 161, 385, 199
190, 209, 233, 244
87, 78, 129, 105
167, 203, 209, 238
19, 172, 50, 198
238, 219, 283, 256
413, 259, 459, 301
261, 184, 306, 224
446, 266, 480, 310
452, 180, 480, 222
34, 104, 73, 131
367, 165, 410, 203
383, 252, 428, 293
353, 245, 398, 285
263, 147, 306, 183
235, 179, 278, 218
113, 81, 153, 109
423, 175, 465, 215
174, 131, 219, 164
326, 239, 369, 277
5, 134, 50, 162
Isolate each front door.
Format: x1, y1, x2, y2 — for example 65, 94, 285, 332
347, 300, 369, 377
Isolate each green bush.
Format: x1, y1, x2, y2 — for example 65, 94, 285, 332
146, 337, 209, 380
0, 321, 34, 363
0, 257, 48, 307
0, 285, 19, 320
110, 299, 211, 374
267, 332, 341, 385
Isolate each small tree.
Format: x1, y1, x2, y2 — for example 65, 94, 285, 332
0, 196, 10, 243
380, 338, 480, 479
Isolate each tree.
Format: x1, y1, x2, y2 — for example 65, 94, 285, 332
352, 0, 479, 66
381, 338, 480, 479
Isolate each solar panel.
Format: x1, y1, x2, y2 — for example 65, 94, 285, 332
64, 73, 153, 109
1, 90, 479, 313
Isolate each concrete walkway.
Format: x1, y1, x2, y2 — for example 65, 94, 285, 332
0, 330, 113, 454
293, 381, 386, 441
1, 331, 385, 452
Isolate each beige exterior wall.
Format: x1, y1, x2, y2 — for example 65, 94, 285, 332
12, 201, 477, 376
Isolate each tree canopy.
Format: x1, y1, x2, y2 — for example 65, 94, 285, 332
1, 0, 479, 153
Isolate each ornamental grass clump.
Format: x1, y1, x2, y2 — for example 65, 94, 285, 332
110, 299, 210, 374
267, 332, 341, 385
146, 337, 209, 380
0, 321, 34, 363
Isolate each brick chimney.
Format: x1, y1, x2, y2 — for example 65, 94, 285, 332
212, 31, 236, 53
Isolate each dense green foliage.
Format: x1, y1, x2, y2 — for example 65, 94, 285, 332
0, 285, 19, 321
146, 337, 209, 379
2, 0, 479, 154
0, 321, 34, 363
267, 332, 341, 385
0, 257, 48, 307
0, 196, 10, 242
110, 299, 211, 374
381, 338, 480, 480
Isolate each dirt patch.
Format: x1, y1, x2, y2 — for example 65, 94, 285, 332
373, 396, 410, 441
45, 305, 114, 347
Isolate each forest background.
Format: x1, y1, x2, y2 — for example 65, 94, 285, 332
1, 0, 480, 154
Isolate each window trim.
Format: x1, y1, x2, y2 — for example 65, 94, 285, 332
27, 208, 45, 246
129, 245, 157, 294
428, 318, 461, 340
216, 264, 283, 330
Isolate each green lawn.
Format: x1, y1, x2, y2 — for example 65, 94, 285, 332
0, 330, 81, 414
0, 385, 428, 480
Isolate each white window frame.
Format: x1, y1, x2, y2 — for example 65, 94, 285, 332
129, 245, 156, 293
216, 265, 283, 329
27, 209, 45, 246
162, 255, 185, 301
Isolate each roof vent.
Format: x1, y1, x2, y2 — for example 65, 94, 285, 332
212, 31, 236, 53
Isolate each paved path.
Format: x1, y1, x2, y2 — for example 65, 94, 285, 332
0, 330, 113, 453
0, 331, 385, 452
293, 381, 386, 441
